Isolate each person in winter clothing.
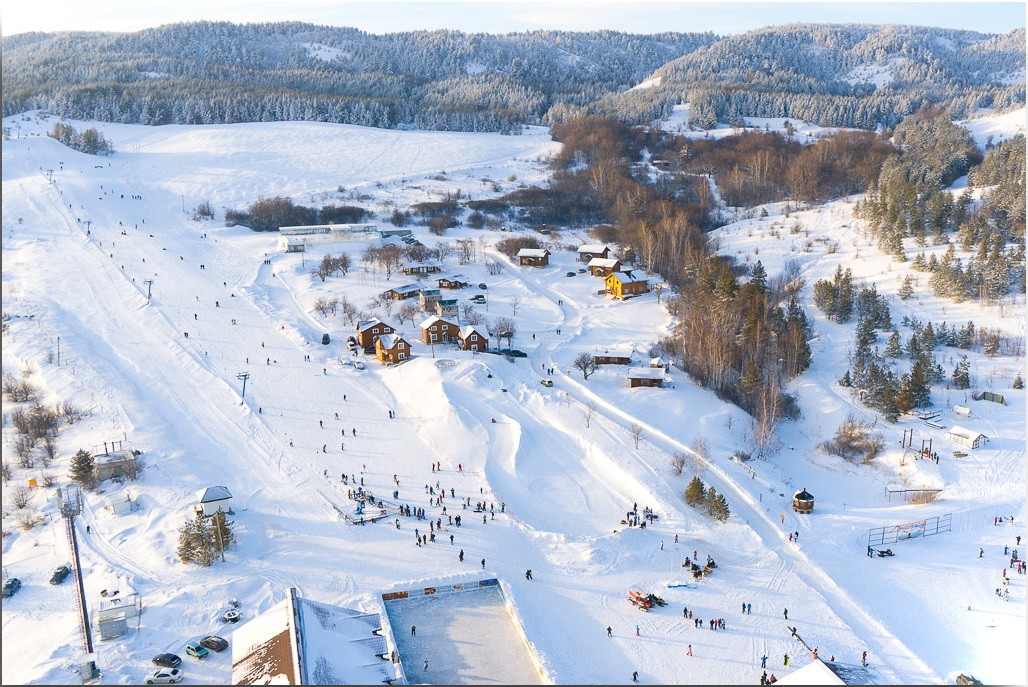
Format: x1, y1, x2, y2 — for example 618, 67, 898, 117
636, 625, 641, 636
761, 655, 768, 668
747, 603, 752, 614
410, 625, 416, 636
607, 626, 612, 637
481, 558, 486, 569
784, 654, 790, 667
632, 671, 639, 683
783, 608, 788, 620
459, 549, 464, 562
861, 651, 868, 666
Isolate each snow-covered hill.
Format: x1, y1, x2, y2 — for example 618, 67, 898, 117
2, 112, 1024, 686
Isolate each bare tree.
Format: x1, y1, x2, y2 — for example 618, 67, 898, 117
1, 461, 12, 484
456, 239, 476, 265
40, 436, 57, 468
339, 297, 359, 325
334, 252, 351, 275
691, 437, 709, 462
12, 434, 34, 468
10, 486, 31, 509
313, 298, 332, 318
508, 297, 523, 317
396, 303, 419, 326
582, 400, 597, 428
629, 423, 644, 449
461, 304, 483, 325
314, 254, 333, 282
492, 316, 517, 349
573, 352, 598, 380
670, 452, 687, 475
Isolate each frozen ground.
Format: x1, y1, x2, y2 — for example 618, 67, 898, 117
384, 585, 542, 685
1, 111, 1024, 686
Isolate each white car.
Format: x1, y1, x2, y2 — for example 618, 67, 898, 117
146, 668, 182, 684
352, 360, 365, 370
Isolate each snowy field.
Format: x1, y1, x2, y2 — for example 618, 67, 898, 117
1, 110, 1025, 686
384, 584, 543, 685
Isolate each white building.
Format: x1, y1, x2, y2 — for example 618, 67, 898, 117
195, 485, 233, 517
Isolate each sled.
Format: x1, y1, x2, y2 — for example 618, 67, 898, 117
667, 583, 696, 590
628, 589, 654, 610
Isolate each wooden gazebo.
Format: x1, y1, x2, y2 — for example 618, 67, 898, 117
793, 488, 814, 514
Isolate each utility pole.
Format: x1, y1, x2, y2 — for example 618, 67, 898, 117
181, 195, 185, 214
236, 372, 250, 403
144, 279, 154, 301
56, 336, 61, 366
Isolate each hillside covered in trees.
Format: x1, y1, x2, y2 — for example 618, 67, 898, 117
2, 21, 1023, 133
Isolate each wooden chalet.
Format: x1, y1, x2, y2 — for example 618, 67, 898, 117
605, 270, 650, 299
356, 318, 395, 348
628, 367, 664, 388
375, 333, 411, 365
517, 248, 550, 267
401, 261, 442, 275
437, 274, 470, 289
594, 349, 632, 365
382, 284, 421, 301
577, 244, 611, 262
420, 316, 460, 344
588, 256, 622, 276
458, 325, 488, 352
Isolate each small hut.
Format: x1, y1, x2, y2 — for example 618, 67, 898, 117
793, 488, 814, 514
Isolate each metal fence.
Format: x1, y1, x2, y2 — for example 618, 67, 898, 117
868, 513, 952, 546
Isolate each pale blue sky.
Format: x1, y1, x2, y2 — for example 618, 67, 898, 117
1, 1, 1024, 37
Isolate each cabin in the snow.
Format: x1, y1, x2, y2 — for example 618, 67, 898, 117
605, 271, 650, 299
375, 333, 411, 365
382, 284, 421, 301
588, 257, 622, 277
419, 288, 443, 312
195, 486, 233, 517
517, 248, 550, 267
93, 449, 139, 482
356, 318, 395, 348
793, 488, 815, 514
595, 349, 632, 365
421, 316, 460, 344
401, 261, 442, 276
437, 274, 470, 290
628, 368, 664, 388
577, 244, 610, 262
458, 325, 488, 352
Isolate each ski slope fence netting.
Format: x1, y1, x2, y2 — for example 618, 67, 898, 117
380, 578, 548, 685
867, 513, 953, 547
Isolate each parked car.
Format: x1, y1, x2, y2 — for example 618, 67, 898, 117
321, 333, 331, 345
145, 668, 182, 685
478, 283, 488, 290
151, 653, 182, 669
577, 268, 587, 273
352, 360, 365, 370
540, 379, 553, 387
498, 349, 527, 358
565, 271, 576, 277
222, 609, 242, 623
199, 635, 228, 652
2, 578, 22, 598
49, 565, 72, 585
184, 642, 209, 659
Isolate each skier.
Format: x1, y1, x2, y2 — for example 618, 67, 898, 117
450, 534, 454, 545
607, 626, 613, 637
687, 644, 692, 656
784, 654, 790, 667
635, 625, 640, 636
980, 547, 984, 558
481, 558, 486, 569
525, 569, 533, 580
423, 661, 428, 672
459, 549, 464, 562
761, 655, 768, 668
410, 625, 416, 636
742, 603, 746, 614
783, 608, 788, 620
747, 603, 752, 614
861, 651, 868, 666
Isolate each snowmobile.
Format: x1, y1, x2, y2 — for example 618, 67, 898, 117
644, 593, 667, 607
876, 548, 895, 557
628, 589, 654, 611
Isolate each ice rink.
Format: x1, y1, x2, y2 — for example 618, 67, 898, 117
384, 585, 544, 685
